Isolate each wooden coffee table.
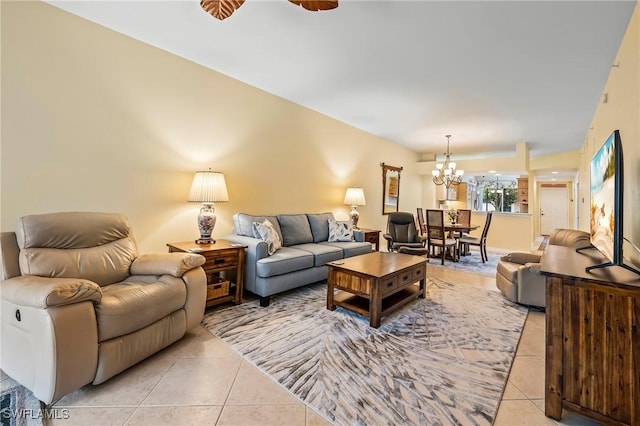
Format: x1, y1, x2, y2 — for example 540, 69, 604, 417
326, 252, 427, 327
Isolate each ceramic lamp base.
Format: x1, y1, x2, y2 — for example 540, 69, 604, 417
349, 206, 360, 229
197, 204, 217, 243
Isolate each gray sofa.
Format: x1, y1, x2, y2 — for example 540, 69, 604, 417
496, 228, 590, 308
224, 213, 372, 306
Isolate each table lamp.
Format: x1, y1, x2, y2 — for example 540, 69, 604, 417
344, 187, 366, 229
188, 169, 229, 244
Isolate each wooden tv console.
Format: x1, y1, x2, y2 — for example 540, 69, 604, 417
541, 245, 640, 426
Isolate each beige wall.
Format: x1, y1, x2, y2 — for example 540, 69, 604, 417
467, 212, 533, 252
0, 2, 421, 253
2, 1, 637, 258
578, 2, 640, 269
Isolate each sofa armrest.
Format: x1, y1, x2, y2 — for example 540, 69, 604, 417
223, 235, 269, 294
131, 253, 205, 278
500, 252, 542, 265
1, 275, 102, 308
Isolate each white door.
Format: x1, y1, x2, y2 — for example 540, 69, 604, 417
540, 185, 569, 235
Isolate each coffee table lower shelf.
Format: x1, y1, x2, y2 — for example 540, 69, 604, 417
332, 285, 422, 325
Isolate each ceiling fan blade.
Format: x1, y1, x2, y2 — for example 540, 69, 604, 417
200, 0, 245, 20
288, 1, 338, 12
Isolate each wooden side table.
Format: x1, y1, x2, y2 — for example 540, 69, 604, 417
354, 228, 381, 251
167, 240, 246, 308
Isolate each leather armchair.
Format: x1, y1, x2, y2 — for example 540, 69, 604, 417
496, 228, 590, 308
383, 212, 426, 252
0, 212, 207, 404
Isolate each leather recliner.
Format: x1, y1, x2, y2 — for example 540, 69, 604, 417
496, 228, 590, 308
0, 212, 207, 404
383, 212, 427, 253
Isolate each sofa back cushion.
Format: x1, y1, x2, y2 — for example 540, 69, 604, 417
232, 213, 282, 241
15, 212, 138, 286
306, 212, 335, 242
277, 214, 313, 246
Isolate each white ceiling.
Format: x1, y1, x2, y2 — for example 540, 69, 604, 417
46, 0, 636, 160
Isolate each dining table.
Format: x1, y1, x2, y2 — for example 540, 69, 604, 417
444, 223, 480, 257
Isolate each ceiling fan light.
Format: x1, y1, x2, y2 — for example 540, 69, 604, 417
288, 0, 339, 11
200, 0, 245, 20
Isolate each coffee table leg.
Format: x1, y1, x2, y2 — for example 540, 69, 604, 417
419, 276, 426, 299
327, 269, 336, 311
370, 283, 381, 328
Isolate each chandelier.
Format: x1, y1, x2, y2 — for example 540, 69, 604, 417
200, 0, 338, 21
432, 134, 464, 188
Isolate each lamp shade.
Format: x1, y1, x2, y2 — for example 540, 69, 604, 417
344, 187, 366, 206
188, 170, 229, 204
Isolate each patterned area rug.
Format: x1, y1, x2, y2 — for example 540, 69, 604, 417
0, 375, 43, 426
203, 278, 528, 425
427, 250, 500, 277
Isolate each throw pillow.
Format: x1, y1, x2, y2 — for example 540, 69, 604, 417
328, 219, 353, 242
253, 220, 282, 255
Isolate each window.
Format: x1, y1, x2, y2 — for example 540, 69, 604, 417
467, 176, 518, 212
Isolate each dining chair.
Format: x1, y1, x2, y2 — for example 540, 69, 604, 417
425, 209, 458, 265
416, 208, 427, 235
458, 212, 493, 263
456, 209, 472, 254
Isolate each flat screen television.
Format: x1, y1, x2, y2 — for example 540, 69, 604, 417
578, 129, 640, 275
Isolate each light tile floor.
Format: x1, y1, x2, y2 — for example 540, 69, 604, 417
28, 266, 601, 425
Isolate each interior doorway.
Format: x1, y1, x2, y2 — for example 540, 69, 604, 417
539, 184, 569, 235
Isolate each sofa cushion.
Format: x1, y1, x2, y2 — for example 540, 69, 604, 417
319, 241, 372, 258
252, 220, 282, 255
328, 220, 353, 242
291, 243, 343, 267
233, 213, 282, 241
96, 275, 187, 342
277, 214, 313, 247
306, 213, 335, 242
255, 247, 314, 278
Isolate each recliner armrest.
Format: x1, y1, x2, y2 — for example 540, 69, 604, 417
517, 262, 543, 284
500, 252, 542, 265
382, 233, 394, 251
516, 262, 546, 308
523, 262, 542, 274
131, 253, 206, 278
1, 275, 102, 308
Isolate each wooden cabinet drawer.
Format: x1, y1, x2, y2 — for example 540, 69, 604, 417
365, 234, 377, 244
412, 266, 425, 282
202, 252, 238, 271
397, 269, 413, 287
380, 275, 397, 295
